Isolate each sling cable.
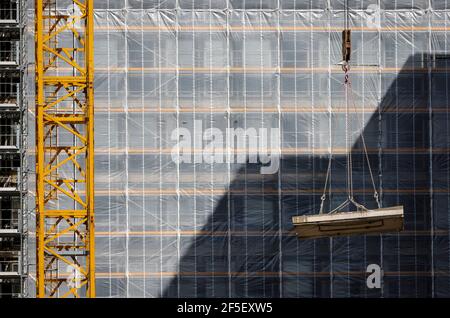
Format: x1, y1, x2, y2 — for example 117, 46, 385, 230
292, 1, 404, 239
35, 0, 95, 297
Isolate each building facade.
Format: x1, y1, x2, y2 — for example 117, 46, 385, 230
26, 0, 450, 297
0, 0, 28, 298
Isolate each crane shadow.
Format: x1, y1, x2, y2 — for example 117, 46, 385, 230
161, 53, 446, 298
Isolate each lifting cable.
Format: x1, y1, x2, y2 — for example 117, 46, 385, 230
319, 1, 380, 214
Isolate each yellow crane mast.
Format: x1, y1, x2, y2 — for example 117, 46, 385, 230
35, 0, 95, 297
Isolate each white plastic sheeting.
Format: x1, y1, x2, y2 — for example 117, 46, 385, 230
28, 0, 450, 297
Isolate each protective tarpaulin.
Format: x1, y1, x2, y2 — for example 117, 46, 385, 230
28, 0, 450, 297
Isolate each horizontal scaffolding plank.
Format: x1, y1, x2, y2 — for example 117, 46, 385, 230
28, 189, 446, 197
52, 66, 450, 74
0, 272, 20, 278
27, 147, 450, 155
0, 229, 20, 236
31, 270, 450, 279
24, 229, 444, 238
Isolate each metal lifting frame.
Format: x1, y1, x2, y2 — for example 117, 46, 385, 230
35, 0, 95, 297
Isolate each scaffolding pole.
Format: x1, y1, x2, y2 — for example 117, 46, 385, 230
35, 0, 95, 298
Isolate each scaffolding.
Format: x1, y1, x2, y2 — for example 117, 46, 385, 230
0, 0, 28, 298
23, 1, 450, 298
77, 1, 450, 298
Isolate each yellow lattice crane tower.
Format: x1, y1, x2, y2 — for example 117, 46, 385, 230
35, 0, 95, 297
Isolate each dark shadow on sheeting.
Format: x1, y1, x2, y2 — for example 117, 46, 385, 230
162, 53, 443, 297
